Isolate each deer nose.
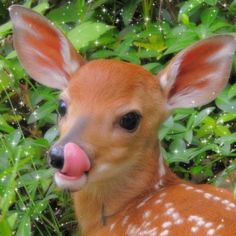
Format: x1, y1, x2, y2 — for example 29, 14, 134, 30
48, 145, 64, 169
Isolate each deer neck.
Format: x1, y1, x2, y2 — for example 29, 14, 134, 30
72, 142, 177, 235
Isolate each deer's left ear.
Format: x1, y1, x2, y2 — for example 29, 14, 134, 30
158, 35, 236, 109
9, 5, 85, 90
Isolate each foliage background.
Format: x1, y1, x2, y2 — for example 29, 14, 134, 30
0, 0, 236, 235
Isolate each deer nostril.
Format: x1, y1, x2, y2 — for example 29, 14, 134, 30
48, 146, 64, 169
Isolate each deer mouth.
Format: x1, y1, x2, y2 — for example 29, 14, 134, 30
54, 142, 91, 191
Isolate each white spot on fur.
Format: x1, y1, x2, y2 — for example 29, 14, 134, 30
126, 224, 139, 235
174, 219, 183, 225
162, 221, 172, 229
216, 224, 224, 230
204, 222, 213, 228
228, 203, 236, 208
195, 189, 203, 193
160, 229, 169, 236
172, 212, 180, 220
207, 228, 215, 235
204, 193, 212, 199
180, 183, 188, 187
188, 215, 206, 226
165, 208, 175, 216
191, 226, 199, 233
143, 210, 152, 219
110, 223, 116, 231
155, 199, 162, 205
185, 186, 194, 190
222, 199, 230, 205
122, 216, 129, 226
196, 219, 205, 227
165, 202, 173, 208
213, 196, 220, 201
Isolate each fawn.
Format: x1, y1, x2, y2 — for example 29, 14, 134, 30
10, 5, 236, 236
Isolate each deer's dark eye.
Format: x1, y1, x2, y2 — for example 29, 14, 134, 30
119, 112, 141, 132
58, 100, 67, 117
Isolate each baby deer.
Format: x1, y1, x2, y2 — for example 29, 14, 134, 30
10, 5, 236, 236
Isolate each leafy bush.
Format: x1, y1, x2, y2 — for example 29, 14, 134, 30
0, 0, 235, 235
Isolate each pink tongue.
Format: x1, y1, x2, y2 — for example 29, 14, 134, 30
61, 143, 90, 177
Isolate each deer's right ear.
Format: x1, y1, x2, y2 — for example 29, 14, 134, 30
158, 35, 235, 109
9, 5, 85, 90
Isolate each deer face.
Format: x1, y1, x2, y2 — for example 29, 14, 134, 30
50, 60, 166, 190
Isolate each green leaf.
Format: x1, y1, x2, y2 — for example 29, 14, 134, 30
178, 0, 217, 22
44, 126, 59, 143
7, 129, 22, 147
216, 86, 236, 112
7, 212, 18, 229
185, 130, 193, 143
0, 21, 11, 37
169, 139, 186, 154
217, 113, 236, 124
219, 143, 231, 155
0, 116, 14, 133
30, 199, 49, 218
204, 0, 217, 5
0, 148, 20, 216
228, 83, 236, 98
122, 0, 141, 26
68, 21, 113, 50
203, 116, 216, 126
180, 13, 190, 25
165, 30, 198, 55
0, 218, 11, 236
230, 0, 236, 12
191, 166, 203, 175
209, 19, 231, 32
193, 107, 215, 127
16, 215, 31, 236
167, 144, 218, 163
216, 133, 236, 145
136, 49, 161, 59
27, 101, 56, 124
91, 50, 116, 59
0, 69, 12, 92
178, 0, 204, 21
196, 123, 215, 137
143, 63, 163, 73
47, 1, 81, 24
115, 37, 135, 55
201, 7, 218, 26
119, 51, 140, 64
215, 125, 231, 137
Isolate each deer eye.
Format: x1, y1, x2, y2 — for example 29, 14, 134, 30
58, 100, 67, 117
119, 112, 141, 132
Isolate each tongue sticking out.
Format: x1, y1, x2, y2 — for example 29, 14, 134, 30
61, 142, 90, 178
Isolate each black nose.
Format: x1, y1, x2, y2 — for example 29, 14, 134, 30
48, 146, 64, 169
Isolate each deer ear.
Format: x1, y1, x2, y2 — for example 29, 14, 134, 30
9, 5, 85, 90
158, 35, 236, 108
